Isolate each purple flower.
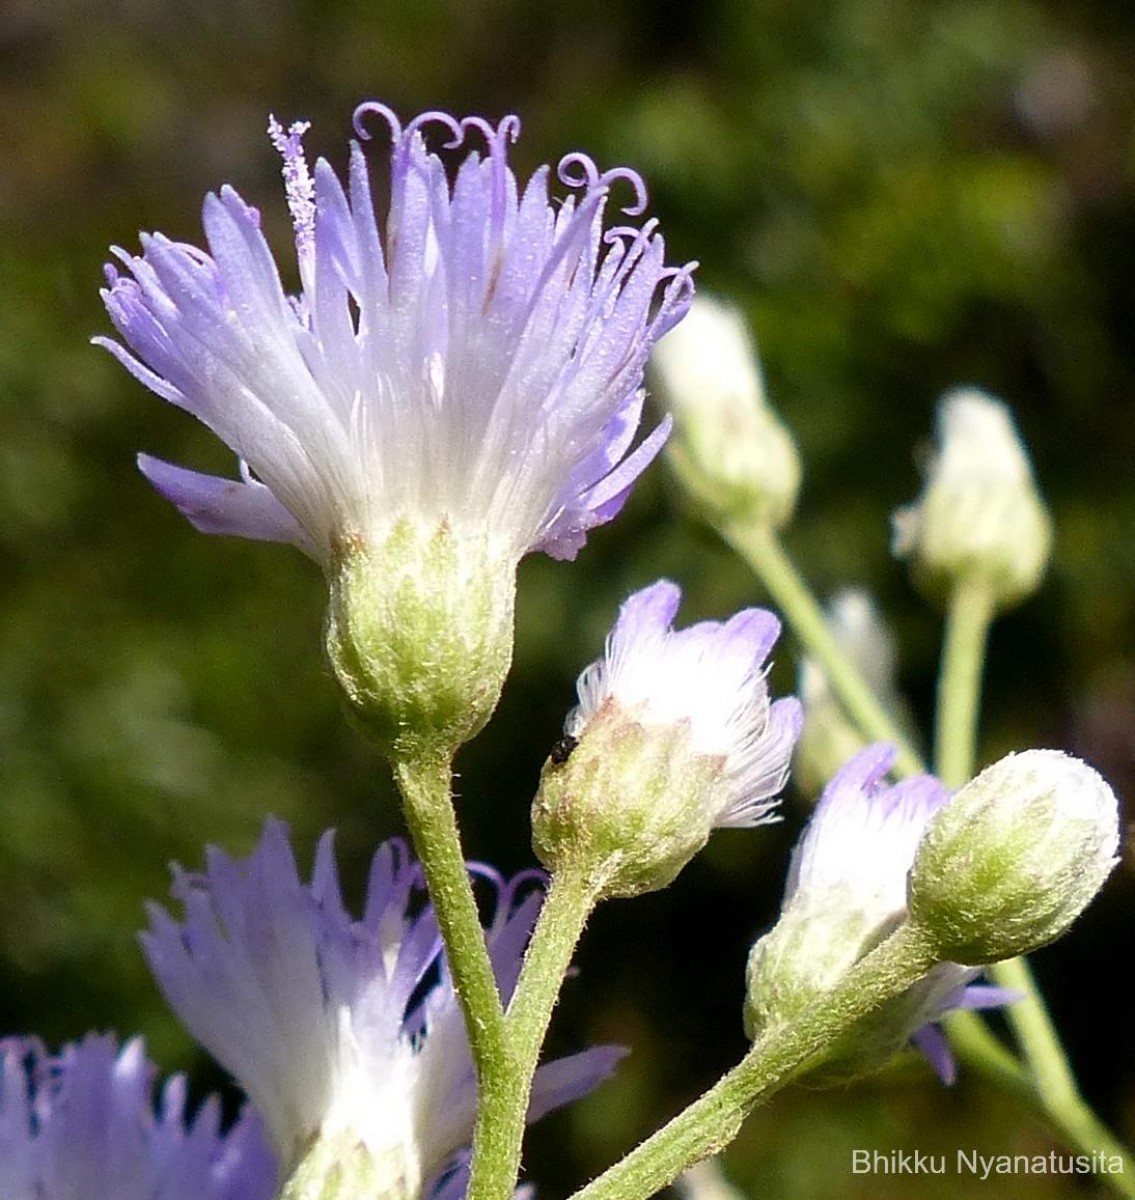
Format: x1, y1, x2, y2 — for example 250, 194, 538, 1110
568, 580, 802, 827
532, 581, 802, 899
0, 1034, 276, 1200
97, 103, 693, 569
142, 822, 622, 1193
745, 745, 1015, 1084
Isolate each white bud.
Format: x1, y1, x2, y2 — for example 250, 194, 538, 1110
794, 590, 917, 796
892, 388, 1052, 608
650, 293, 801, 529
909, 749, 1120, 964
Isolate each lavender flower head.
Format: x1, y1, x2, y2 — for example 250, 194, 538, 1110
533, 581, 802, 898
745, 745, 1014, 1084
568, 581, 802, 826
98, 102, 693, 752
0, 1034, 276, 1200
97, 103, 690, 564
141, 821, 621, 1196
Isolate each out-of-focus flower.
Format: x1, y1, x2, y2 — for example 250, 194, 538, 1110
745, 745, 1014, 1084
532, 580, 802, 898
650, 292, 800, 530
910, 749, 1120, 964
794, 588, 917, 797
0, 1034, 276, 1200
142, 822, 621, 1197
675, 1158, 748, 1200
892, 387, 1051, 609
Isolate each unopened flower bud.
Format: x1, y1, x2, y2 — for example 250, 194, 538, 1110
909, 749, 1120, 964
532, 581, 801, 900
892, 388, 1051, 609
745, 746, 1013, 1084
651, 294, 801, 529
325, 517, 515, 757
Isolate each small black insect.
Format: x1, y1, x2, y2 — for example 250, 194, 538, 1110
549, 734, 579, 766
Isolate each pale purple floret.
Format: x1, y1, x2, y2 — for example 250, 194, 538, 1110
97, 103, 694, 569
0, 1034, 276, 1200
786, 745, 1017, 1084
568, 579, 803, 827
141, 821, 622, 1191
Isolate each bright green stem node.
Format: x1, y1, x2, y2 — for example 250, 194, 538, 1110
569, 923, 940, 1200
722, 520, 924, 776
468, 865, 601, 1200
325, 516, 516, 759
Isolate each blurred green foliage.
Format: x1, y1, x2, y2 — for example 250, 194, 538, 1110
1, 1, 1133, 1197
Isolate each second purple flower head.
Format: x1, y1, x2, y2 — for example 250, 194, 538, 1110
533, 580, 802, 899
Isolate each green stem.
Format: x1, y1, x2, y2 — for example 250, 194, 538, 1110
945, 1006, 1135, 1196
468, 865, 601, 1200
933, 578, 1135, 1194
570, 923, 940, 1200
722, 521, 923, 776
944, 1009, 1031, 1096
990, 955, 1135, 1191
392, 753, 508, 1083
933, 575, 995, 790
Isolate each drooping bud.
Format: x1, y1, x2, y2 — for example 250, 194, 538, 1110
650, 294, 801, 530
745, 746, 1013, 1084
324, 517, 516, 758
892, 388, 1052, 609
532, 581, 802, 900
908, 749, 1120, 964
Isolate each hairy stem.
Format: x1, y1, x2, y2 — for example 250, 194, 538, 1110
468, 865, 601, 1200
569, 923, 939, 1200
933, 574, 995, 789
393, 753, 508, 1085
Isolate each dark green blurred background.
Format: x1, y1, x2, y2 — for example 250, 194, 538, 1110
1, 1, 1133, 1196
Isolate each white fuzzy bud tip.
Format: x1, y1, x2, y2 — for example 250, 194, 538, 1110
650, 293, 801, 529
892, 388, 1052, 608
